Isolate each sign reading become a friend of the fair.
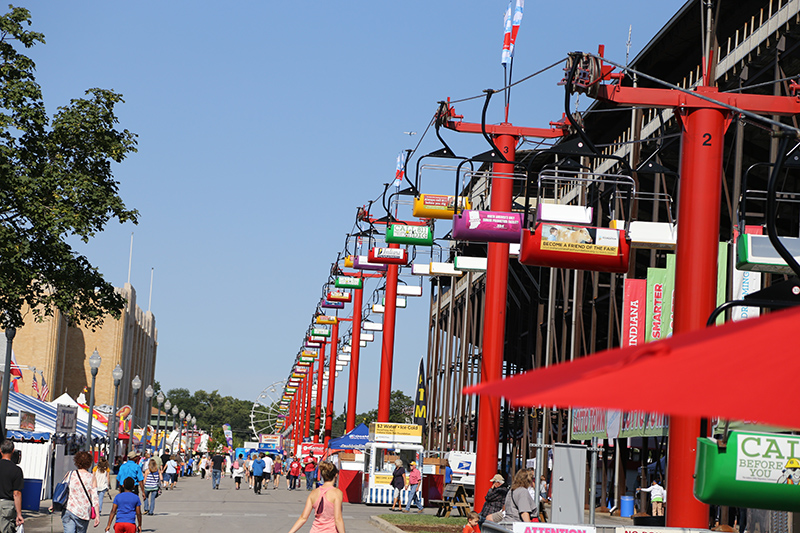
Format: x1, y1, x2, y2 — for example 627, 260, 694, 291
513, 524, 597, 533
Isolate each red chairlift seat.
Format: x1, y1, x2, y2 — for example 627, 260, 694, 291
327, 291, 352, 303
368, 247, 409, 265
519, 168, 634, 273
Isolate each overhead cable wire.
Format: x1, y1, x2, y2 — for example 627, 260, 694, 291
448, 57, 567, 104
589, 53, 800, 137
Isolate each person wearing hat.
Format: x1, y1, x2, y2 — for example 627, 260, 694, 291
403, 461, 424, 513
479, 474, 508, 526
116, 450, 145, 495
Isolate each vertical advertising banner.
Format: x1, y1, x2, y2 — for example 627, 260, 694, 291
732, 226, 763, 322
645, 267, 667, 342
413, 359, 427, 429
716, 242, 729, 325
622, 278, 646, 348
663, 254, 676, 338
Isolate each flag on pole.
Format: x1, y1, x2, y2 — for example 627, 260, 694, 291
40, 374, 50, 401
9, 351, 22, 392
510, 0, 524, 56
501, 2, 512, 65
394, 151, 406, 188
32, 372, 40, 400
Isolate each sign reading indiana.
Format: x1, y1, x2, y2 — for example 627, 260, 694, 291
540, 224, 619, 256
570, 408, 668, 440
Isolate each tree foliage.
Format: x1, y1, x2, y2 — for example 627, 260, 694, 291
0, 6, 138, 328
331, 389, 414, 438
162, 387, 254, 449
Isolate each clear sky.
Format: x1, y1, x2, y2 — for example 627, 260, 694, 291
19, 1, 686, 420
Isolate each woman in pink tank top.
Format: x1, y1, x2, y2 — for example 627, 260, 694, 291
287, 461, 345, 533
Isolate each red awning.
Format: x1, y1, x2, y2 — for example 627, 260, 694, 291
464, 305, 800, 430
117, 433, 130, 440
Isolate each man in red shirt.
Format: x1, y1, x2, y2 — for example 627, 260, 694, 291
303, 453, 317, 490
403, 461, 424, 513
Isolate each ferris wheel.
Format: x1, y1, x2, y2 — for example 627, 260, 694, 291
250, 380, 287, 440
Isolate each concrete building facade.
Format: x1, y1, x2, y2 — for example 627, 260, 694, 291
7, 283, 157, 426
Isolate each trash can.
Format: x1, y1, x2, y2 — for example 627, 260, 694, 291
620, 495, 634, 518
21, 479, 42, 511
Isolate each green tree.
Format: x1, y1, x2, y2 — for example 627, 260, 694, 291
331, 390, 415, 437
0, 6, 138, 328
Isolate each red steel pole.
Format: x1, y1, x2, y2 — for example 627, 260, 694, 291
346, 285, 363, 432
474, 132, 517, 512
324, 321, 339, 446
313, 342, 326, 443
666, 101, 725, 527
377, 243, 400, 421
304, 369, 312, 440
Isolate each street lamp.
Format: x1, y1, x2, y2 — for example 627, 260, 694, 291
184, 412, 191, 453
171, 405, 179, 452
131, 375, 141, 434
179, 410, 185, 453
143, 385, 154, 453
156, 391, 165, 454
109, 364, 123, 463
191, 416, 197, 453
84, 350, 101, 451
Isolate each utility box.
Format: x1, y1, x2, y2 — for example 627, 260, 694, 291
551, 443, 586, 524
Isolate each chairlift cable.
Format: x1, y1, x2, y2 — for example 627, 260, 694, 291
448, 57, 567, 105
587, 53, 800, 137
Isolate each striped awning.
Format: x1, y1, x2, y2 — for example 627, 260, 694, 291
8, 391, 107, 440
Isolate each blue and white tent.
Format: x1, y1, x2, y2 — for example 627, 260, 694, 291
327, 423, 369, 450
7, 391, 107, 442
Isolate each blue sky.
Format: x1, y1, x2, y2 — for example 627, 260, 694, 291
19, 1, 685, 418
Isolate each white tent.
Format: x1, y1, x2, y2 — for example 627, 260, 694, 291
50, 393, 108, 433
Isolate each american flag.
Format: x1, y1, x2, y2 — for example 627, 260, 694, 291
32, 372, 40, 400
40, 374, 50, 401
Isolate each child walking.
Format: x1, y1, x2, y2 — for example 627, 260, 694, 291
105, 478, 142, 533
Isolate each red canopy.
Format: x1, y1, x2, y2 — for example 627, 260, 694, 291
464, 305, 800, 430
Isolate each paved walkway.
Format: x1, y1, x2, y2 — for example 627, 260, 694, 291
21, 474, 641, 533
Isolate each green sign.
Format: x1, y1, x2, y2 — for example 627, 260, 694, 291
312, 327, 331, 337
695, 431, 800, 511
386, 224, 433, 246
335, 276, 363, 289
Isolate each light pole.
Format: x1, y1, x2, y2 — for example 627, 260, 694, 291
131, 375, 141, 452
156, 392, 165, 454
184, 412, 191, 454
0, 326, 16, 437
143, 385, 154, 453
191, 416, 197, 454
163, 399, 171, 453
84, 350, 101, 451
109, 365, 123, 463
171, 405, 178, 452
179, 410, 185, 453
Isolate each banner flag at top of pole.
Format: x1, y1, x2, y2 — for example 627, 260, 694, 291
394, 151, 406, 188
501, 0, 523, 65
500, 2, 512, 65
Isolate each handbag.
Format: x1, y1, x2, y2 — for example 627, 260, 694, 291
75, 470, 96, 520
52, 472, 71, 511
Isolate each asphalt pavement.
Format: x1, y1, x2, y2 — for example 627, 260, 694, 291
20, 474, 642, 533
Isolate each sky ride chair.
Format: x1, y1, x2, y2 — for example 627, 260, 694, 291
735, 157, 800, 274
518, 161, 635, 273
